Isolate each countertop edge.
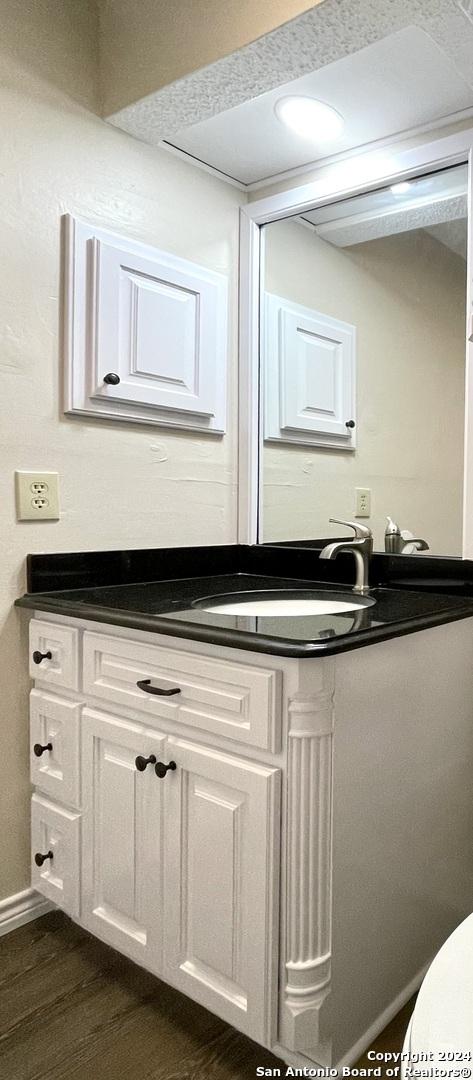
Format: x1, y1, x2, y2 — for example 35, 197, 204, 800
15, 594, 473, 659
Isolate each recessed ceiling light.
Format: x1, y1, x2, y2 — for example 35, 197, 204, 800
390, 181, 412, 195
274, 96, 344, 142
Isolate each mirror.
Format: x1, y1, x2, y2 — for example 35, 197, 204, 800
259, 163, 468, 555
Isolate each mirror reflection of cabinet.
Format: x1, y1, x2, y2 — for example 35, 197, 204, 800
258, 163, 468, 556
263, 293, 356, 450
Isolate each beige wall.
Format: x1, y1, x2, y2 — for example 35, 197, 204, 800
98, 0, 322, 115
263, 219, 466, 553
0, 0, 100, 112
0, 3, 243, 902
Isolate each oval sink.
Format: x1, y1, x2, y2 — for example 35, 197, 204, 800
192, 589, 375, 617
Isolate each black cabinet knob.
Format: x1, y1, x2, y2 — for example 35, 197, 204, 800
345, 420, 356, 429
103, 372, 120, 385
155, 760, 177, 779
34, 742, 53, 757
34, 851, 53, 867
32, 650, 52, 665
135, 754, 157, 772
136, 679, 181, 697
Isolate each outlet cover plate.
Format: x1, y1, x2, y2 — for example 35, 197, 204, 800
355, 487, 371, 518
15, 472, 60, 521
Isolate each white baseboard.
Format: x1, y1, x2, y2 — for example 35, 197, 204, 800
272, 960, 430, 1073
0, 888, 53, 937
335, 960, 431, 1071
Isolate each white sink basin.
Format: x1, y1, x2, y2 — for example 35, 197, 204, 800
193, 589, 375, 617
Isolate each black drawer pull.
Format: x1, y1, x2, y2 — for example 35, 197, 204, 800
155, 760, 177, 779
35, 851, 53, 867
136, 679, 181, 697
34, 742, 53, 757
135, 754, 156, 772
32, 650, 52, 665
103, 372, 120, 385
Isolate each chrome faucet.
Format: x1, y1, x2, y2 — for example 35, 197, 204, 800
319, 519, 373, 594
384, 517, 429, 554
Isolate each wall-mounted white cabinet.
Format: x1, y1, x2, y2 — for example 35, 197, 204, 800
63, 215, 228, 433
263, 293, 356, 450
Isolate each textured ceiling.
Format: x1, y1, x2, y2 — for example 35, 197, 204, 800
108, 0, 473, 178
312, 194, 467, 246
166, 26, 473, 184
299, 163, 468, 247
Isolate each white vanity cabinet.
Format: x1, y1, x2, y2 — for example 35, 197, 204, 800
29, 616, 281, 1046
27, 610, 473, 1068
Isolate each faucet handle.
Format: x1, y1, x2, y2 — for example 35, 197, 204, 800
329, 517, 372, 539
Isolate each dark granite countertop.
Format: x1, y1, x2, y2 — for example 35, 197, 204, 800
15, 561, 473, 658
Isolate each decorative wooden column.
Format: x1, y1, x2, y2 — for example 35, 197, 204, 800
281, 662, 335, 1063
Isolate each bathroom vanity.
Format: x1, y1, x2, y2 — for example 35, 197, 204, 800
8, 1, 473, 1072
16, 546, 473, 1068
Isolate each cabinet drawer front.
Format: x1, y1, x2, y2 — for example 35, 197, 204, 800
30, 691, 81, 807
83, 632, 280, 751
29, 619, 80, 691
31, 794, 80, 917
163, 738, 280, 1043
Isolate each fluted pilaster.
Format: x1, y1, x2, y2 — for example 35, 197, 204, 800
281, 682, 334, 1060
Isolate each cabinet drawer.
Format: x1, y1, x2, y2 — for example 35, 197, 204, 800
29, 619, 80, 691
30, 690, 81, 807
83, 632, 280, 751
31, 794, 80, 917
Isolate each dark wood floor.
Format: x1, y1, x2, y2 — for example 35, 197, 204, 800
0, 911, 414, 1080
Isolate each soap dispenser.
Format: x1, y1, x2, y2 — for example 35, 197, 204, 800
385, 516, 430, 554
385, 517, 402, 554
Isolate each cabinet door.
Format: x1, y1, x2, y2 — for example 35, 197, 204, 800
91, 239, 222, 416
264, 292, 356, 450
64, 215, 227, 433
163, 737, 280, 1044
81, 708, 165, 970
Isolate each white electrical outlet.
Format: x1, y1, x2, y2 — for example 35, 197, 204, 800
355, 487, 371, 518
15, 471, 60, 521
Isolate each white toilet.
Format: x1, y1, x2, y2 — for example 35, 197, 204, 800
402, 913, 473, 1073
